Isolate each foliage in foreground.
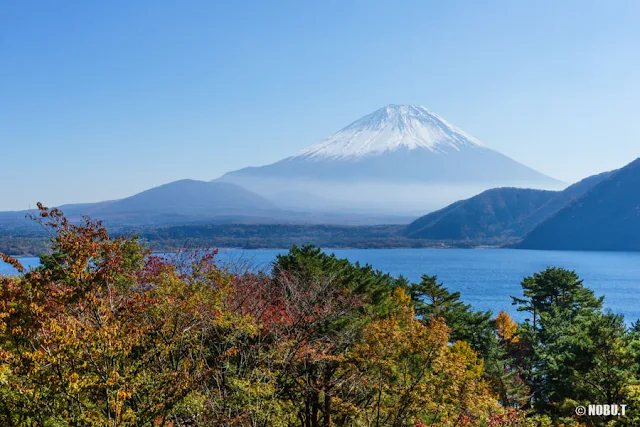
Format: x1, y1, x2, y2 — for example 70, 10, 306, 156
0, 205, 636, 426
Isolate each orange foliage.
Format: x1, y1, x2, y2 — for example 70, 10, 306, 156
495, 310, 519, 344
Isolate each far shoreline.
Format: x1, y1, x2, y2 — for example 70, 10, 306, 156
10, 245, 640, 260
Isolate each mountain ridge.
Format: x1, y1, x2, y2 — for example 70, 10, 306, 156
404, 188, 557, 242
404, 167, 616, 243
516, 158, 640, 250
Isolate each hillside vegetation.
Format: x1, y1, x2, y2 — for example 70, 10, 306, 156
404, 188, 556, 241
405, 169, 615, 244
518, 159, 640, 250
1, 206, 639, 426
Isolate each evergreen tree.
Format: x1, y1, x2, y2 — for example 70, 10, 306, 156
273, 245, 403, 308
409, 274, 466, 319
409, 274, 493, 353
512, 267, 603, 328
512, 267, 635, 425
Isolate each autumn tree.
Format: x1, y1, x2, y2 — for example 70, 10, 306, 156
2, 208, 625, 427
0, 205, 253, 426
353, 288, 503, 427
490, 311, 530, 410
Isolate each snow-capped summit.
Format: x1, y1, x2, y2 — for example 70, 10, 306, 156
296, 104, 486, 161
215, 105, 564, 214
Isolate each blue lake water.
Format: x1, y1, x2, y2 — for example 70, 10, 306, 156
2, 249, 640, 323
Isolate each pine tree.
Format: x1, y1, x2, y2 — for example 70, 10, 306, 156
409, 275, 493, 352
511, 267, 603, 328
512, 267, 635, 425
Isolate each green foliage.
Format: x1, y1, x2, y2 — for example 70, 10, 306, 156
512, 267, 603, 328
0, 207, 637, 427
273, 244, 406, 309
408, 274, 494, 350
512, 267, 637, 426
409, 274, 467, 319
408, 276, 531, 414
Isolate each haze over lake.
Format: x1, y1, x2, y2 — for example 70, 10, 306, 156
4, 248, 640, 324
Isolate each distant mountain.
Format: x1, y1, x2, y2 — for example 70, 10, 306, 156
93, 180, 278, 218
517, 158, 640, 251
515, 170, 614, 235
404, 188, 557, 242
0, 180, 282, 229
404, 168, 615, 243
0, 180, 417, 233
216, 105, 563, 213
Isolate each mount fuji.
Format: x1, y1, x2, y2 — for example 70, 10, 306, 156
216, 105, 563, 214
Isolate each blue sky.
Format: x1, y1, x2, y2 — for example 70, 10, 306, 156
1, 0, 639, 210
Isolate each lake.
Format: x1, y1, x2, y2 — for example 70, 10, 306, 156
2, 248, 640, 323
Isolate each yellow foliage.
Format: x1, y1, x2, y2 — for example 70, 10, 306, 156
354, 289, 501, 426
495, 310, 519, 344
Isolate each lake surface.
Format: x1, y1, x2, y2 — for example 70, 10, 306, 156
2, 249, 640, 323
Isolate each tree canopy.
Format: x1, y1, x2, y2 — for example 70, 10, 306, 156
0, 206, 635, 426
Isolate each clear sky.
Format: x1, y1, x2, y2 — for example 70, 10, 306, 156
2, 0, 639, 210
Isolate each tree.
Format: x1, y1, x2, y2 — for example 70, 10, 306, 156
408, 275, 494, 353
409, 274, 467, 319
512, 267, 635, 425
272, 245, 404, 309
4, 207, 627, 426
220, 268, 367, 426
511, 268, 602, 329
490, 311, 530, 410
353, 288, 501, 427
0, 205, 253, 426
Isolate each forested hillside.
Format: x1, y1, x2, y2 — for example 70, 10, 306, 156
1, 206, 638, 426
404, 188, 556, 241
518, 158, 640, 250
404, 167, 616, 244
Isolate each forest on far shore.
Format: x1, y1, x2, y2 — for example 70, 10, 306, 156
1, 205, 639, 426
0, 222, 476, 257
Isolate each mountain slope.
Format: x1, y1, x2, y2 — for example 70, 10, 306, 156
0, 179, 419, 232
219, 104, 560, 185
215, 105, 562, 213
297, 104, 487, 160
404, 188, 557, 241
516, 170, 614, 235
221, 147, 557, 184
0, 180, 283, 229
96, 180, 277, 216
404, 168, 616, 243
517, 158, 640, 250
